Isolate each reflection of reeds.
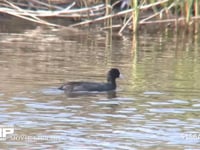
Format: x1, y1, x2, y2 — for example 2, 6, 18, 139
1, 0, 200, 33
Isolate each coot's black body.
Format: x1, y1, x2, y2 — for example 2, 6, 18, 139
59, 68, 120, 92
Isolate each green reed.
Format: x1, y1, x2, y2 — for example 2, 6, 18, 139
132, 0, 139, 33
184, 0, 194, 24
131, 0, 200, 31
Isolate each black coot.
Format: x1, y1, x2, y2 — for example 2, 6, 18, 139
59, 68, 121, 92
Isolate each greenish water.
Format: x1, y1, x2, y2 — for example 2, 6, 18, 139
0, 24, 200, 149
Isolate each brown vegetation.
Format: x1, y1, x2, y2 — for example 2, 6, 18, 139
0, 0, 200, 34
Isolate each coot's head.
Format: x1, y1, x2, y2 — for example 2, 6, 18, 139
107, 68, 120, 81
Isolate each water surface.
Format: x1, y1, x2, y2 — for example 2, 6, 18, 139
0, 25, 200, 149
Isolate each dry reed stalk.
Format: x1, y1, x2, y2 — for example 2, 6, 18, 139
70, 0, 169, 27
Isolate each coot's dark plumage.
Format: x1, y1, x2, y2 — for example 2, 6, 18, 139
59, 68, 121, 92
